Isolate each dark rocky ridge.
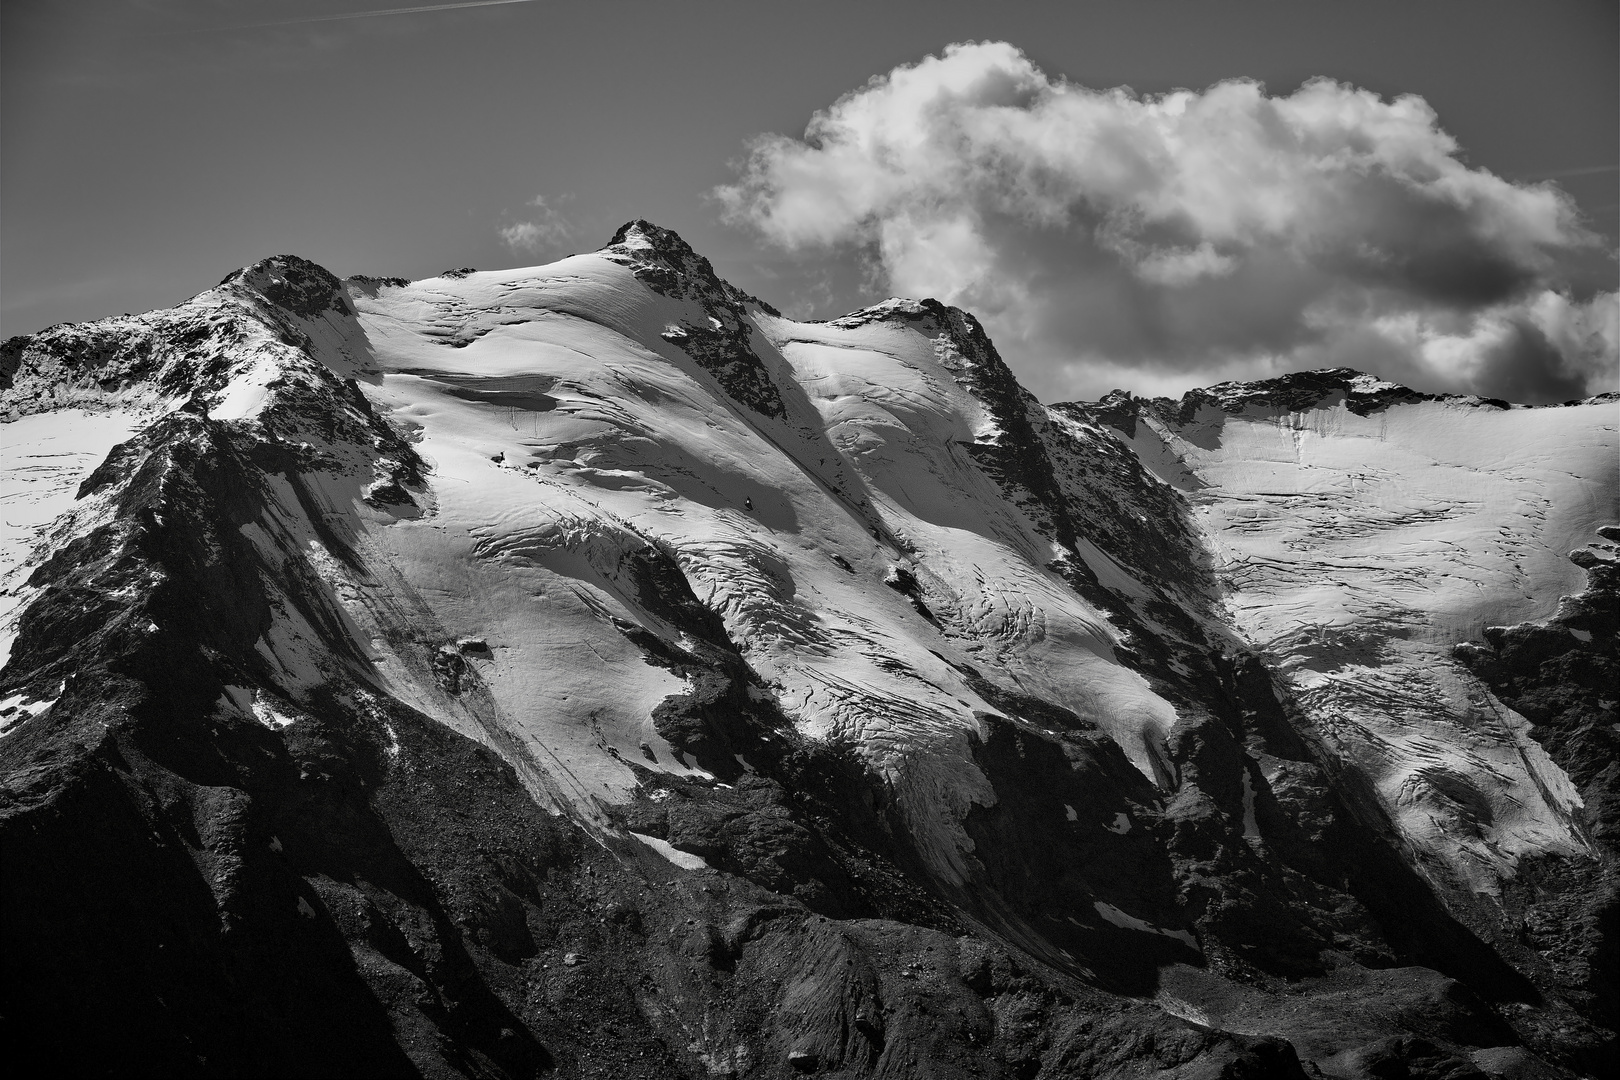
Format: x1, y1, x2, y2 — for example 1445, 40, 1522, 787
1063, 368, 1618, 446
602, 220, 788, 419
1, 226, 1612, 1078
1451, 540, 1620, 1065
220, 255, 350, 319
1062, 370, 1443, 442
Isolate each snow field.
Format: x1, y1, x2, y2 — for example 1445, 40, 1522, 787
10, 241, 1609, 906
1132, 394, 1617, 891
342, 254, 1185, 879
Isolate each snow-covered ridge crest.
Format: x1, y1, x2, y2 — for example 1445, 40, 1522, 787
600, 219, 780, 317
813, 295, 1086, 563
1, 252, 370, 424
1166, 366, 1440, 420
1070, 366, 1618, 441
0, 252, 421, 678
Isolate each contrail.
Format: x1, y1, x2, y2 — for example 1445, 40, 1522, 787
162, 0, 543, 34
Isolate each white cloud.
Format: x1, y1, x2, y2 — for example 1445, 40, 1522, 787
499, 194, 572, 255
1131, 243, 1237, 287
717, 41, 1614, 403
1353, 289, 1619, 403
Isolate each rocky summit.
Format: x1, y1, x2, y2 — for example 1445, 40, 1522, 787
1, 223, 1615, 1080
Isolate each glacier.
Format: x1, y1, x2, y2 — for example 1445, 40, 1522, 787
1, 222, 1614, 1079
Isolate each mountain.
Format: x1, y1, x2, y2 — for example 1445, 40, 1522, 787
1, 222, 1615, 1080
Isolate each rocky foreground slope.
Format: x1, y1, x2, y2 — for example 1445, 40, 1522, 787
1, 223, 1615, 1079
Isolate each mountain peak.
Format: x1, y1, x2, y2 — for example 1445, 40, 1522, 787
599, 220, 713, 301
596, 221, 786, 417
599, 221, 780, 317
219, 254, 347, 318
828, 296, 954, 328
605, 219, 701, 264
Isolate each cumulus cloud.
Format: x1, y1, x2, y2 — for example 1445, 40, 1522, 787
499, 194, 572, 255
717, 41, 1615, 403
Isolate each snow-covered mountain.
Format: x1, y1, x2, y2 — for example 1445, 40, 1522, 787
2, 222, 1615, 1079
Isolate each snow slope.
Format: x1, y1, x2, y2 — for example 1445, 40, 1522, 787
340, 239, 1179, 880
5, 234, 1608, 902
5, 228, 1618, 1073
1117, 380, 1617, 893
12, 228, 1620, 1075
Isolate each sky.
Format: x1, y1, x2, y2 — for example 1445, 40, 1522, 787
4, 0, 1616, 403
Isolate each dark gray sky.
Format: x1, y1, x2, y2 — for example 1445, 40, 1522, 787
4, 0, 1616, 401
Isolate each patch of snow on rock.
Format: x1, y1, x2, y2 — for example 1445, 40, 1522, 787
631, 832, 711, 871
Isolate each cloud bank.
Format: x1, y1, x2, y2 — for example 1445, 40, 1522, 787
717, 41, 1616, 403
500, 195, 572, 256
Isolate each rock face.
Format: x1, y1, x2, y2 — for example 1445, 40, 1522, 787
603, 220, 788, 419
1, 227, 1615, 1079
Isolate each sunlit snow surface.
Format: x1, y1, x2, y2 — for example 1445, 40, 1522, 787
0, 409, 143, 670
7, 246, 1612, 900
1128, 395, 1617, 891
342, 255, 1178, 878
